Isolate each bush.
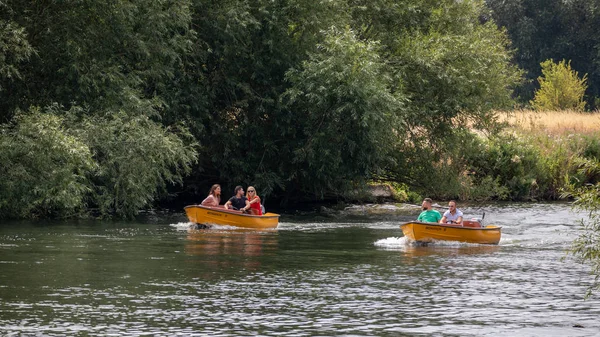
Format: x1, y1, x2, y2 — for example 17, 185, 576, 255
567, 159, 600, 297
465, 133, 547, 200
70, 108, 199, 218
0, 103, 199, 219
0, 108, 95, 218
530, 59, 587, 111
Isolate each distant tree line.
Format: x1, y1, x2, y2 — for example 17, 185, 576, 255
486, 0, 600, 109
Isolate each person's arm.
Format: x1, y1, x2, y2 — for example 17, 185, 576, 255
440, 215, 447, 224
248, 197, 260, 205
224, 199, 232, 209
241, 199, 251, 212
456, 216, 463, 224
201, 195, 215, 206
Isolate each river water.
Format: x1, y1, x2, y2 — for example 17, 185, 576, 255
0, 203, 598, 336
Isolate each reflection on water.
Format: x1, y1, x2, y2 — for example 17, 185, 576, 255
0, 203, 599, 336
184, 227, 278, 273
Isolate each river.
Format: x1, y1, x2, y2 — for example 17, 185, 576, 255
0, 203, 598, 336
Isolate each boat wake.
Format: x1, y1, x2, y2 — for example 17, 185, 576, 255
170, 222, 194, 231
169, 222, 258, 231
374, 236, 497, 250
373, 236, 411, 248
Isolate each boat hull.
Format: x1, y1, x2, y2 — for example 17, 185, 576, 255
184, 205, 279, 229
400, 221, 501, 245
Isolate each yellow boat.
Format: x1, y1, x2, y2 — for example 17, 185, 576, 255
184, 205, 280, 229
400, 220, 502, 245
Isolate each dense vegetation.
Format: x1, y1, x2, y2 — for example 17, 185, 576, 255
0, 0, 521, 218
0, 0, 599, 220
486, 0, 600, 109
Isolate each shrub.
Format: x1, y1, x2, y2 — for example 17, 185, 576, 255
71, 109, 199, 218
567, 159, 600, 297
0, 108, 95, 218
465, 133, 547, 200
530, 59, 587, 111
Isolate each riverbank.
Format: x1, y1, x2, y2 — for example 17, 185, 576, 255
374, 110, 600, 203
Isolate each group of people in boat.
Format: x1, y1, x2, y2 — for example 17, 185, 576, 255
200, 184, 263, 215
417, 198, 463, 224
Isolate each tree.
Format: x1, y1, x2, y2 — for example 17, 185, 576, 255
486, 0, 600, 108
0, 0, 194, 118
0, 3, 34, 122
531, 59, 587, 111
0, 108, 95, 218
568, 158, 600, 297
350, 0, 522, 195
69, 106, 198, 218
0, 1, 200, 218
282, 27, 404, 198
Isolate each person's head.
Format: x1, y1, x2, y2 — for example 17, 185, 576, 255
234, 185, 244, 197
209, 184, 221, 196
246, 186, 257, 199
448, 200, 457, 211
422, 198, 433, 210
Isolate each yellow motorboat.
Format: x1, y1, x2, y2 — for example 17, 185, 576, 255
400, 220, 502, 245
184, 205, 280, 229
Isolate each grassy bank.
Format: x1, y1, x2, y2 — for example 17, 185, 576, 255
384, 110, 600, 203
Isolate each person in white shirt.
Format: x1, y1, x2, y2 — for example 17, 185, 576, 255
440, 200, 463, 225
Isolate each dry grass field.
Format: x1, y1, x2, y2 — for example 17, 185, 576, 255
497, 109, 600, 135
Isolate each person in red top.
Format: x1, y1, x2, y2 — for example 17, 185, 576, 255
242, 186, 262, 215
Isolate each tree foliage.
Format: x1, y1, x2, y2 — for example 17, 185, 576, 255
0, 108, 95, 218
71, 107, 198, 218
568, 158, 600, 297
0, 0, 194, 119
486, 0, 600, 108
0, 17, 33, 93
0, 0, 524, 217
355, 0, 522, 193
283, 27, 403, 197
531, 59, 587, 111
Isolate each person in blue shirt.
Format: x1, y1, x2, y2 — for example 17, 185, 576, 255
417, 198, 442, 223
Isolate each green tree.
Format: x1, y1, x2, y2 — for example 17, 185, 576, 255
0, 0, 194, 119
0, 17, 33, 92
531, 59, 587, 111
351, 0, 522, 194
0, 108, 95, 218
568, 158, 600, 297
65, 103, 199, 218
0, 1, 201, 218
486, 0, 600, 108
178, 0, 351, 199
283, 27, 404, 198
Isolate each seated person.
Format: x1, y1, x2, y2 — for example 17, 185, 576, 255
201, 184, 221, 207
417, 198, 442, 223
440, 200, 463, 224
224, 185, 250, 212
243, 186, 262, 215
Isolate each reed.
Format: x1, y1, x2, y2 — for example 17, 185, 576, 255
496, 109, 600, 135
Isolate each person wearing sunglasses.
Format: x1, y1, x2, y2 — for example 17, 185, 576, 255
242, 186, 263, 215
440, 200, 463, 225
